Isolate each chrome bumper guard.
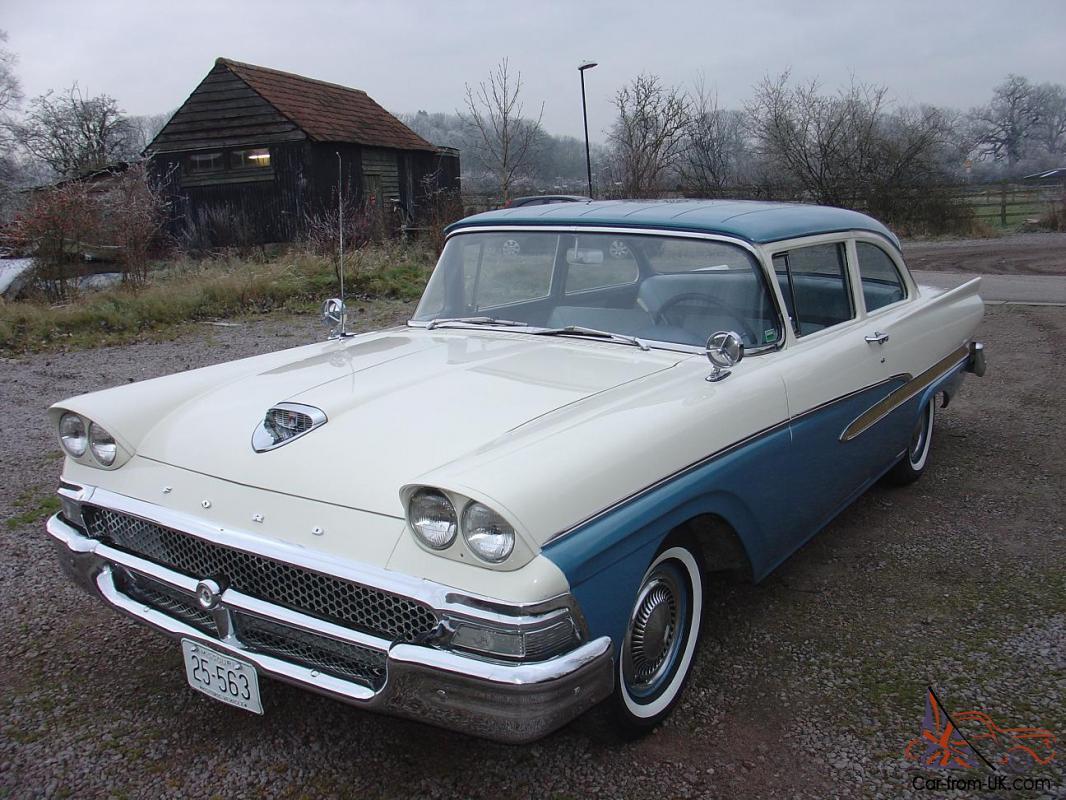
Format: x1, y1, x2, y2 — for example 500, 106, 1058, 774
47, 512, 613, 743
966, 340, 986, 377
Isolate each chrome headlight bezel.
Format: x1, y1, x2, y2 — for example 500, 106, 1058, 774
461, 502, 516, 564
88, 423, 117, 466
403, 486, 527, 568
53, 410, 130, 470
407, 488, 459, 550
59, 412, 88, 458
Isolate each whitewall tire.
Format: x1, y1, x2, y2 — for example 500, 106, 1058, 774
613, 542, 704, 734
886, 395, 935, 486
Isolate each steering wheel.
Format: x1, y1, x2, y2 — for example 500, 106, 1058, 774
653, 292, 759, 345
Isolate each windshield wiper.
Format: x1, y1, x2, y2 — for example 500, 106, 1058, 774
425, 316, 528, 330
531, 325, 650, 351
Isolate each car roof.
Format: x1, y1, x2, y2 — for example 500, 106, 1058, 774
446, 199, 901, 250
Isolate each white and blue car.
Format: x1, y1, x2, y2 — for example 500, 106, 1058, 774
47, 200, 986, 742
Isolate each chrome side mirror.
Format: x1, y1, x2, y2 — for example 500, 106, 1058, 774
321, 298, 347, 338
705, 331, 744, 382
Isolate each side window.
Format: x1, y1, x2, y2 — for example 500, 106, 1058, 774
856, 242, 906, 312
772, 242, 854, 336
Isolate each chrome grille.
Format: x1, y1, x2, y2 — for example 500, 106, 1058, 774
83, 506, 438, 642
113, 568, 217, 634
234, 612, 387, 688
268, 407, 313, 435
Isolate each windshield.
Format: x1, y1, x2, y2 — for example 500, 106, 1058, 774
412, 231, 783, 350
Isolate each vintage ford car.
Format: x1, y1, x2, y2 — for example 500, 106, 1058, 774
47, 200, 986, 743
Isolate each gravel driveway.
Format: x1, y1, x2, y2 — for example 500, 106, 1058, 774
1, 305, 1063, 799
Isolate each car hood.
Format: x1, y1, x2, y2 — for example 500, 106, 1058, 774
136, 329, 681, 517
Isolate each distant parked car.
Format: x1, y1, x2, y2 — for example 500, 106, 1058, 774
503, 194, 590, 208
48, 200, 986, 744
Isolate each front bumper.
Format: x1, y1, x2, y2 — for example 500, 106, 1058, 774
47, 513, 613, 743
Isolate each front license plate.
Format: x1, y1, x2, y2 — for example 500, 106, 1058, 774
181, 639, 263, 714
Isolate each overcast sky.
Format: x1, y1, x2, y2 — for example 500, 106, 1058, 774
4, 0, 1065, 142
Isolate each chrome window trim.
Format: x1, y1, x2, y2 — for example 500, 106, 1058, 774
417, 225, 788, 356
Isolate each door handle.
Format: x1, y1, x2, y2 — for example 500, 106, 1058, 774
864, 331, 890, 344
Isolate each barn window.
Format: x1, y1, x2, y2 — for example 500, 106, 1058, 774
187, 152, 224, 173
231, 148, 271, 169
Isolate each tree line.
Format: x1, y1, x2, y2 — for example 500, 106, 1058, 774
1, 29, 1063, 230
450, 60, 1064, 232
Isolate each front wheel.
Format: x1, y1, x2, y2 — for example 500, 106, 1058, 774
885, 395, 935, 486
612, 542, 704, 737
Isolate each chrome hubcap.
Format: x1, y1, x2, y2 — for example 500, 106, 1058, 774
623, 564, 687, 697
910, 404, 930, 463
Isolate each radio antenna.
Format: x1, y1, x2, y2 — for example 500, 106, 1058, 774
337, 150, 347, 336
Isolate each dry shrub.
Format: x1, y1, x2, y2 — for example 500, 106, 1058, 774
12, 180, 97, 299
180, 204, 264, 258
420, 189, 464, 253
300, 194, 378, 257
97, 164, 170, 284
1036, 191, 1066, 231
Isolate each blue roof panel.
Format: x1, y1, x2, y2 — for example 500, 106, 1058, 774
446, 200, 901, 249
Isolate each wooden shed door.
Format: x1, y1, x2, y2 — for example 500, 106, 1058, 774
362, 149, 399, 208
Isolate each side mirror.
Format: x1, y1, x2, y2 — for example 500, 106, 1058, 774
705, 331, 744, 382
321, 298, 347, 338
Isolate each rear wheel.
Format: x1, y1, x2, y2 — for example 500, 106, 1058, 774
612, 541, 704, 737
885, 395, 935, 486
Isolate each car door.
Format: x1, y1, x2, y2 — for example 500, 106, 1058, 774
769, 236, 904, 552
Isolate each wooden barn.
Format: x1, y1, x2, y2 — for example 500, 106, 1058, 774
146, 58, 460, 244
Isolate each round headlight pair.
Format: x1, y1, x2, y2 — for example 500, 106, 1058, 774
58, 412, 117, 466
407, 489, 516, 563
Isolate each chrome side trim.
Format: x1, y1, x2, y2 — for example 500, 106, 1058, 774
544, 375, 904, 546
840, 345, 970, 442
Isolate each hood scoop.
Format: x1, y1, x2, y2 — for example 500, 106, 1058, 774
251, 403, 327, 452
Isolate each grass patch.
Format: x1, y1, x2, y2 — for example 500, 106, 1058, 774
6, 489, 61, 528
0, 241, 436, 354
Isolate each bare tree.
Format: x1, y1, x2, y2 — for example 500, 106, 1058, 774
0, 30, 20, 119
969, 75, 1043, 169
459, 59, 543, 202
748, 72, 963, 232
10, 84, 136, 177
0, 30, 25, 220
127, 110, 176, 155
1031, 82, 1066, 156
607, 74, 690, 197
678, 76, 750, 195
748, 72, 894, 207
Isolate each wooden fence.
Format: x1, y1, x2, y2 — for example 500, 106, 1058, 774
462, 182, 1066, 230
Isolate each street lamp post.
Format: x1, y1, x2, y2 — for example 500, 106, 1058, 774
578, 61, 597, 199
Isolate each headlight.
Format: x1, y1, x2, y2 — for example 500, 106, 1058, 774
462, 502, 516, 563
408, 489, 458, 549
59, 413, 87, 457
88, 423, 117, 466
